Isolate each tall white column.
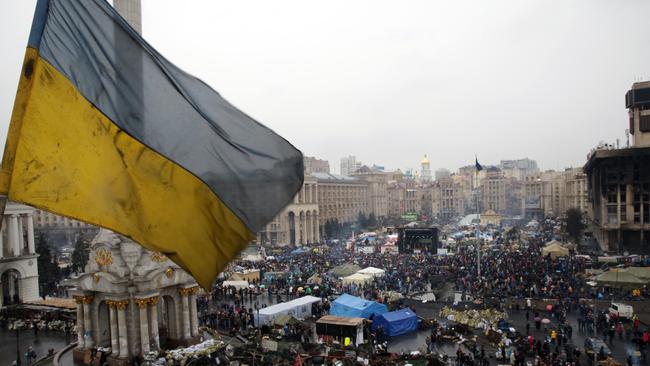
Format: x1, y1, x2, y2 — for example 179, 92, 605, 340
75, 297, 86, 348
83, 298, 94, 348
180, 289, 191, 340
149, 297, 160, 350
189, 289, 199, 337
0, 229, 4, 259
8, 215, 19, 256
117, 301, 129, 358
17, 216, 24, 254
136, 299, 150, 355
108, 302, 119, 355
26, 215, 35, 254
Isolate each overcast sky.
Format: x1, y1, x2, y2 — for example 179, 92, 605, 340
2, 1, 650, 174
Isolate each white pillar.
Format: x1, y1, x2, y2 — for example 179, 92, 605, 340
75, 298, 85, 348
108, 302, 119, 355
0, 230, 4, 259
83, 299, 94, 348
189, 289, 199, 337
149, 297, 160, 350
26, 215, 35, 254
17, 216, 24, 254
117, 301, 129, 358
137, 299, 150, 355
180, 289, 191, 340
8, 215, 19, 256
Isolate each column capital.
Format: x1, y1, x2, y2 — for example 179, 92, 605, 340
73, 295, 94, 304
135, 298, 149, 309
114, 300, 129, 310
147, 295, 160, 305
178, 287, 191, 296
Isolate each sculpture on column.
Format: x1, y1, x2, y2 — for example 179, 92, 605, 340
67, 229, 201, 366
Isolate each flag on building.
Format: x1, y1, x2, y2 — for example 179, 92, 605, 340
0, 0, 303, 289
475, 157, 483, 171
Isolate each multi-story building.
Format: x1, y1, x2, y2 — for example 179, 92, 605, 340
432, 175, 467, 220
314, 172, 369, 226
351, 166, 389, 219
0, 202, 40, 307
340, 156, 362, 176
303, 156, 330, 174
257, 175, 319, 246
33, 210, 98, 245
499, 158, 539, 180
522, 169, 588, 219
481, 168, 507, 214
435, 168, 451, 181
584, 81, 650, 253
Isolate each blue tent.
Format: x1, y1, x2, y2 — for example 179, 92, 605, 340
371, 308, 418, 337
330, 294, 388, 319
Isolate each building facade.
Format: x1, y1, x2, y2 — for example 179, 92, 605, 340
340, 156, 362, 176
257, 175, 319, 246
584, 81, 650, 253
314, 173, 369, 226
303, 156, 330, 174
481, 168, 507, 214
0, 202, 40, 307
351, 166, 389, 219
420, 155, 432, 182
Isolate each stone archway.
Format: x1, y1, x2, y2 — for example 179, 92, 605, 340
96, 301, 111, 347
159, 295, 178, 348
1, 269, 21, 305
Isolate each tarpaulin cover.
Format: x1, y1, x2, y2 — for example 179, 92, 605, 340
330, 294, 387, 319
371, 308, 418, 337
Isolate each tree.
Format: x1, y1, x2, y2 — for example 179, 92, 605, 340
71, 237, 89, 273
357, 212, 368, 228
367, 213, 377, 228
36, 235, 61, 296
565, 208, 584, 244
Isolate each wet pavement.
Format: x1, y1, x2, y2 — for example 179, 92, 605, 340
0, 328, 69, 365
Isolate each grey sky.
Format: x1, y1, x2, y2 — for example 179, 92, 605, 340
1, 1, 649, 174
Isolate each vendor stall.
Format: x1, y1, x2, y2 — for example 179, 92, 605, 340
316, 315, 365, 346
330, 293, 387, 319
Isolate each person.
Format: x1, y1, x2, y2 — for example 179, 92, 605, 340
25, 346, 37, 364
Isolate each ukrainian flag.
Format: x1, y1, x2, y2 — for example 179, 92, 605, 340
1, 0, 303, 289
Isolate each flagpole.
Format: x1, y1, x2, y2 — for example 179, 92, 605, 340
476, 182, 480, 279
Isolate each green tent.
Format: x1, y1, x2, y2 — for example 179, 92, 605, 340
329, 264, 362, 278
595, 269, 647, 289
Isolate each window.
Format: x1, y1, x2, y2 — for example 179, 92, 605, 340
641, 115, 650, 132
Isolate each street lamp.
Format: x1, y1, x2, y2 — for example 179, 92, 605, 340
9, 319, 29, 365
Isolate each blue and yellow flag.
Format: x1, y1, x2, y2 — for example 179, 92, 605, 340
1, 0, 303, 289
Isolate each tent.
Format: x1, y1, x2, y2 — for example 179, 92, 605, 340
595, 269, 647, 289
625, 267, 650, 280
291, 247, 308, 255
330, 294, 387, 319
357, 267, 386, 277
329, 264, 362, 278
316, 315, 365, 346
371, 308, 418, 337
222, 280, 249, 289
255, 295, 321, 326
342, 273, 373, 285
307, 274, 322, 285
541, 242, 569, 259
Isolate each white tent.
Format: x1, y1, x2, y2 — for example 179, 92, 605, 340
255, 295, 322, 326
357, 267, 386, 277
342, 273, 374, 285
222, 280, 249, 289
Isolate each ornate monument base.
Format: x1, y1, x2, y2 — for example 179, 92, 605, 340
67, 229, 201, 364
